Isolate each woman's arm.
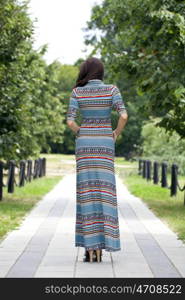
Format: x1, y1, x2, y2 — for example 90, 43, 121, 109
111, 86, 128, 140
113, 112, 128, 140
66, 88, 80, 134
67, 120, 80, 135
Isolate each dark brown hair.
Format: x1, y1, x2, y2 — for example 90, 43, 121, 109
74, 57, 104, 88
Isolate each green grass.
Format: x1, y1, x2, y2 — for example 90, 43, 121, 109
115, 156, 137, 166
116, 166, 185, 243
0, 176, 62, 240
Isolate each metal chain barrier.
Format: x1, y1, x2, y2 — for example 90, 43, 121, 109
138, 159, 185, 205
0, 157, 46, 201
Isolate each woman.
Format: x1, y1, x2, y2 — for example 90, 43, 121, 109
66, 57, 128, 263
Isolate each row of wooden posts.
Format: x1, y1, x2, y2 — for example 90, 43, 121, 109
138, 159, 185, 203
0, 158, 46, 201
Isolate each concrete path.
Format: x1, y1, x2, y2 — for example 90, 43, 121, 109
0, 173, 185, 278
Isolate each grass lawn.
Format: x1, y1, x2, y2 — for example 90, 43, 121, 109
0, 175, 62, 241
116, 164, 185, 243
115, 156, 137, 165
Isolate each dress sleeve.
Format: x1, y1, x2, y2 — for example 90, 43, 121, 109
66, 88, 79, 121
112, 86, 127, 115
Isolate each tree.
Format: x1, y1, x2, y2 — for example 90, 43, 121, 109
0, 0, 65, 161
141, 118, 185, 174
47, 63, 79, 154
84, 0, 185, 138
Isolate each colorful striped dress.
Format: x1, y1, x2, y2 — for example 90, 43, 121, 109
66, 79, 127, 252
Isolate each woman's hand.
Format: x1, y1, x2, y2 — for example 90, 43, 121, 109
112, 130, 118, 141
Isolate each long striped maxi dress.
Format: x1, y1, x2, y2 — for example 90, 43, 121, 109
66, 79, 127, 252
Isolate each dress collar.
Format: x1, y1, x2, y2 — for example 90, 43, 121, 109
87, 79, 103, 85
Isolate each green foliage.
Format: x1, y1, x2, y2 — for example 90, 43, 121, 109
85, 0, 185, 138
141, 118, 185, 174
0, 0, 65, 161
48, 64, 79, 154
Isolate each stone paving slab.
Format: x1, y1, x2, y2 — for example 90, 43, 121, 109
0, 173, 184, 278
115, 176, 184, 277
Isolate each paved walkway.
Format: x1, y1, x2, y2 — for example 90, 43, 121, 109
0, 173, 185, 278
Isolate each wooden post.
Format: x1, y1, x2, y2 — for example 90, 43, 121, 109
0, 161, 3, 201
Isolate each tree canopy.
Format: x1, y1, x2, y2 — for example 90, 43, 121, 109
85, 0, 185, 138
0, 0, 65, 161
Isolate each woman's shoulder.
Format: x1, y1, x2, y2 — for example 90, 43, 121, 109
72, 82, 117, 96
103, 83, 118, 93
